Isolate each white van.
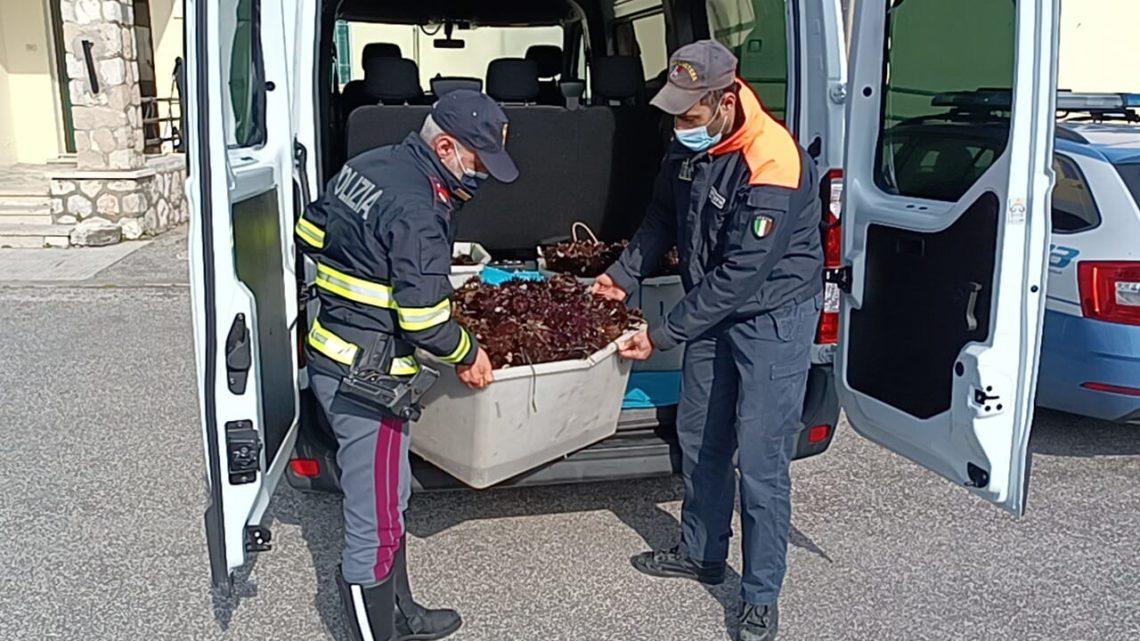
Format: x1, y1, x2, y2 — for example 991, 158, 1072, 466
186, 0, 1058, 587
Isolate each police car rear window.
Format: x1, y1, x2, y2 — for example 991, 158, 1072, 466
1114, 162, 1140, 209
1051, 155, 1101, 234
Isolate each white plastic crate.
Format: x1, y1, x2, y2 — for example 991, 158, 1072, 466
449, 242, 491, 289
634, 275, 685, 371
411, 330, 638, 489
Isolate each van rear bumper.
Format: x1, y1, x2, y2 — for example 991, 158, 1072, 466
288, 363, 839, 493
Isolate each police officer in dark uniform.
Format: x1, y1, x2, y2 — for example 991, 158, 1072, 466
593, 41, 822, 641
294, 90, 514, 641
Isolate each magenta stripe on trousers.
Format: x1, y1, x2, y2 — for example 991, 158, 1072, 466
373, 417, 404, 581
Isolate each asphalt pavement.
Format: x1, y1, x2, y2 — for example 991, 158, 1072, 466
0, 230, 1137, 640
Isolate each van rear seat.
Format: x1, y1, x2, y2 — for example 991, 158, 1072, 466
590, 56, 666, 241
458, 58, 613, 253
345, 60, 430, 161
526, 45, 564, 106
344, 57, 618, 255
340, 43, 401, 115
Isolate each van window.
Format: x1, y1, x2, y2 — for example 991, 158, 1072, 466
706, 0, 787, 122
875, 0, 1015, 201
334, 21, 353, 85
340, 23, 562, 88
1051, 155, 1101, 233
228, 0, 265, 147
631, 12, 668, 81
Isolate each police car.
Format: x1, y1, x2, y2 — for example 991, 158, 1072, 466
186, 0, 1060, 588
1039, 100, 1140, 423
876, 92, 1140, 423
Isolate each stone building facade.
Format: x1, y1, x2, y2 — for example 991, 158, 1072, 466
37, 0, 185, 246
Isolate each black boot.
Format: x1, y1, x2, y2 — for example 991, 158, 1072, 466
337, 565, 395, 641
630, 545, 727, 585
394, 537, 462, 641
738, 603, 779, 641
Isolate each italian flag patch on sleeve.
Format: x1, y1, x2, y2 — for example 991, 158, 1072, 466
752, 214, 775, 239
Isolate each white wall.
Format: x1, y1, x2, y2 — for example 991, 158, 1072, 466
0, 0, 62, 164
844, 0, 1140, 94
1057, 0, 1140, 93
148, 0, 183, 101
346, 23, 563, 87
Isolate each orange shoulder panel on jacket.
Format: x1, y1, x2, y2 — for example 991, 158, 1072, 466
710, 80, 801, 189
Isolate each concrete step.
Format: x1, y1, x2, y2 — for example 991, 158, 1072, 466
0, 223, 74, 248
0, 195, 51, 208
0, 214, 55, 225
0, 205, 53, 225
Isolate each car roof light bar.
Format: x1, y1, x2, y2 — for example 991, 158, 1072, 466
1057, 92, 1140, 111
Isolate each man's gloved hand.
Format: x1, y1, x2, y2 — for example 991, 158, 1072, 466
456, 347, 495, 389
591, 273, 627, 301
618, 329, 654, 361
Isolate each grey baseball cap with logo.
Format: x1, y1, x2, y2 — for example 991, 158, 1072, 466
650, 40, 739, 115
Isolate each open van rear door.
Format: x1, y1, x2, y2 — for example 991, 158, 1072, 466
836, 0, 1058, 515
187, 0, 301, 586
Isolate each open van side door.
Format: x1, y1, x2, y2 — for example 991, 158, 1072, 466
837, 0, 1058, 516
186, 0, 301, 586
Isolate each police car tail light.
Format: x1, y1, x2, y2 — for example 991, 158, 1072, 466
1078, 261, 1140, 326
817, 169, 844, 344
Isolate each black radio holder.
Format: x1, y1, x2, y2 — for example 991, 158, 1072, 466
336, 333, 438, 421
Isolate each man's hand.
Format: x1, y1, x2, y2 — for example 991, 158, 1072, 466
592, 273, 627, 302
456, 347, 495, 389
618, 330, 654, 361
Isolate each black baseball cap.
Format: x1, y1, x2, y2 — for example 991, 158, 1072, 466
651, 40, 738, 115
431, 89, 519, 183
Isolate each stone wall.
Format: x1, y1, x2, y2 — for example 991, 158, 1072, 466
60, 0, 146, 171
50, 154, 186, 240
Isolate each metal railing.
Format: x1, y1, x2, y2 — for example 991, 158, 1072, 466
141, 95, 183, 154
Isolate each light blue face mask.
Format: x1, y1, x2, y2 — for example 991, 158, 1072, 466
674, 104, 728, 152
453, 147, 489, 193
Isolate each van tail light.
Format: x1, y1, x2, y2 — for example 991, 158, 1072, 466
1078, 261, 1140, 326
816, 169, 844, 345
807, 424, 831, 443
290, 458, 321, 478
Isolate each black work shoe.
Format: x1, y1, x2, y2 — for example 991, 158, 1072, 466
395, 605, 462, 641
738, 603, 779, 641
630, 545, 726, 585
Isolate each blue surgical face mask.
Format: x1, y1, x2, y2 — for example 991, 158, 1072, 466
674, 103, 728, 152
453, 147, 489, 193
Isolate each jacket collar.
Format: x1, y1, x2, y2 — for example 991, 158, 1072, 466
404, 133, 473, 201
708, 78, 770, 158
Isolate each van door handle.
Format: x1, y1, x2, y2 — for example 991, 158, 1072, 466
226, 314, 252, 394
964, 282, 983, 333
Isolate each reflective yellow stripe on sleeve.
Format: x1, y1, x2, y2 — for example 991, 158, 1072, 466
389, 355, 420, 376
315, 263, 396, 309
294, 216, 326, 249
397, 298, 452, 332
307, 319, 359, 366
439, 328, 472, 364
309, 320, 420, 375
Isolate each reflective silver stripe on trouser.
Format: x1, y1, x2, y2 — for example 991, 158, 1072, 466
310, 373, 411, 586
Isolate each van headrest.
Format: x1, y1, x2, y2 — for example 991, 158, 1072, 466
590, 56, 644, 103
525, 45, 562, 79
486, 58, 540, 103
431, 76, 483, 98
364, 57, 422, 104
363, 42, 402, 63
